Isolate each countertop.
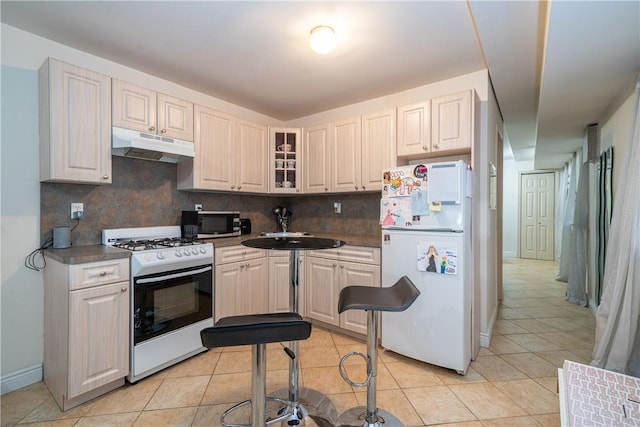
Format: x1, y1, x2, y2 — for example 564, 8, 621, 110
206, 232, 381, 249
44, 244, 131, 265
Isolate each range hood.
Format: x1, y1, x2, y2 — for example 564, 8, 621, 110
112, 127, 195, 163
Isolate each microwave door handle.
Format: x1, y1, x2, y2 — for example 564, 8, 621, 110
136, 266, 213, 284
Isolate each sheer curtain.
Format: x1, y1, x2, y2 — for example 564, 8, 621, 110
565, 161, 589, 306
557, 156, 577, 282
592, 78, 640, 375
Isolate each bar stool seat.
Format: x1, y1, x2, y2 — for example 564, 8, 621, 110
201, 312, 311, 427
337, 276, 420, 427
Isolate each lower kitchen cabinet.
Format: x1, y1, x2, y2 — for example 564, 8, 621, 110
44, 256, 129, 411
305, 246, 380, 335
214, 246, 268, 321
268, 250, 305, 314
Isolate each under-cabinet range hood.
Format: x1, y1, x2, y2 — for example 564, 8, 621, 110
112, 127, 195, 163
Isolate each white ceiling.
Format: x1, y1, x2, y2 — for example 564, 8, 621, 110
2, 1, 638, 170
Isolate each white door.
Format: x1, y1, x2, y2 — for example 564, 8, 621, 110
520, 172, 555, 260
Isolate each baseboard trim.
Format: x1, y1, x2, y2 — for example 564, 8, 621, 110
503, 251, 517, 258
480, 305, 498, 348
1, 364, 42, 395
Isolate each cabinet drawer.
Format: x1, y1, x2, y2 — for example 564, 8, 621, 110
307, 245, 380, 265
215, 246, 266, 265
70, 259, 130, 290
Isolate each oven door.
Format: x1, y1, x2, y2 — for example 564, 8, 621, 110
133, 264, 212, 345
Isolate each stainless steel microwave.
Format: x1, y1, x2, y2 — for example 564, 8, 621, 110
181, 211, 241, 239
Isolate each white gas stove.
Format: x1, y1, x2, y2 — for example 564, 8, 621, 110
102, 225, 214, 383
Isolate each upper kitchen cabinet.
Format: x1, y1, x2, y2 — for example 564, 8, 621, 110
332, 109, 396, 193
303, 123, 332, 194
361, 109, 396, 191
397, 90, 473, 159
270, 127, 301, 193
397, 101, 431, 157
236, 119, 268, 193
112, 79, 194, 142
178, 110, 267, 193
332, 116, 362, 192
178, 105, 234, 191
431, 90, 472, 153
39, 58, 112, 184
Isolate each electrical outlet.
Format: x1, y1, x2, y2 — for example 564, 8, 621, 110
194, 204, 203, 211
333, 202, 342, 214
71, 203, 84, 219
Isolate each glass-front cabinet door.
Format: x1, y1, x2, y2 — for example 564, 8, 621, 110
270, 127, 301, 193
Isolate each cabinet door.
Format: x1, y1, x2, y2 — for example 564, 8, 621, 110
157, 93, 194, 141
236, 119, 268, 192
305, 257, 339, 326
179, 105, 235, 190
303, 124, 332, 194
332, 117, 362, 192
112, 80, 156, 133
397, 101, 430, 157
431, 90, 471, 152
361, 109, 396, 191
68, 282, 129, 398
270, 128, 301, 193
339, 262, 380, 335
41, 59, 112, 184
269, 255, 291, 313
215, 258, 268, 321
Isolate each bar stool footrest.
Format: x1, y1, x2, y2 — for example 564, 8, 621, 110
336, 406, 404, 427
221, 396, 296, 427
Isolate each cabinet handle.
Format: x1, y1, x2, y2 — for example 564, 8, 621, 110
422, 145, 428, 151
238, 186, 242, 190
325, 188, 328, 191
160, 129, 167, 134
240, 264, 245, 269
121, 287, 127, 292
243, 251, 247, 255
433, 144, 439, 150
102, 175, 109, 180
362, 185, 366, 190
149, 126, 155, 132
231, 185, 236, 189
340, 265, 344, 269
332, 263, 337, 268
99, 271, 107, 276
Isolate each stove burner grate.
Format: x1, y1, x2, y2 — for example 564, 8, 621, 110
112, 237, 205, 251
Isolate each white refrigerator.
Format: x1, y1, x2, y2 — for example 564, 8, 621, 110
380, 160, 478, 374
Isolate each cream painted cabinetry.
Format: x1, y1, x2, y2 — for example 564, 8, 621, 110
112, 79, 194, 142
270, 128, 302, 193
268, 250, 305, 314
44, 257, 129, 410
178, 111, 267, 193
303, 124, 332, 193
39, 58, 112, 184
214, 246, 268, 321
397, 90, 473, 158
305, 246, 380, 334
332, 109, 396, 193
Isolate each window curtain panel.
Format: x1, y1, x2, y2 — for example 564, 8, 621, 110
565, 160, 589, 306
557, 156, 577, 282
592, 77, 640, 376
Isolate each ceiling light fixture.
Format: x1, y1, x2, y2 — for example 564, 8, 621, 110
309, 25, 336, 54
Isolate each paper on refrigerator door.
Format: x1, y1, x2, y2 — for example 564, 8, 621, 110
416, 241, 458, 274
380, 197, 412, 226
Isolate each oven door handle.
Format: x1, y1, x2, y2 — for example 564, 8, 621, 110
136, 266, 213, 284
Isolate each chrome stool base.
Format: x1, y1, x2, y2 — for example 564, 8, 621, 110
267, 387, 337, 426
336, 407, 404, 427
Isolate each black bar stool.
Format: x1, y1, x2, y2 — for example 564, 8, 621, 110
336, 276, 420, 427
201, 312, 312, 427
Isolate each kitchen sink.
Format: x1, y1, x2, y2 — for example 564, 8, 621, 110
260, 232, 313, 238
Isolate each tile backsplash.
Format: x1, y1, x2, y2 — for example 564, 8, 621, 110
41, 157, 381, 246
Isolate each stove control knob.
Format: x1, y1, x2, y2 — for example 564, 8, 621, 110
199, 246, 207, 254
192, 247, 198, 255
183, 248, 191, 256
156, 252, 165, 260
175, 250, 182, 257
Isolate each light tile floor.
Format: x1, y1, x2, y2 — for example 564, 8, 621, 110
2, 258, 595, 426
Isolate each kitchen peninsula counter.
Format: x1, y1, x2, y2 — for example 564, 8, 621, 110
45, 245, 130, 265
207, 233, 381, 249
